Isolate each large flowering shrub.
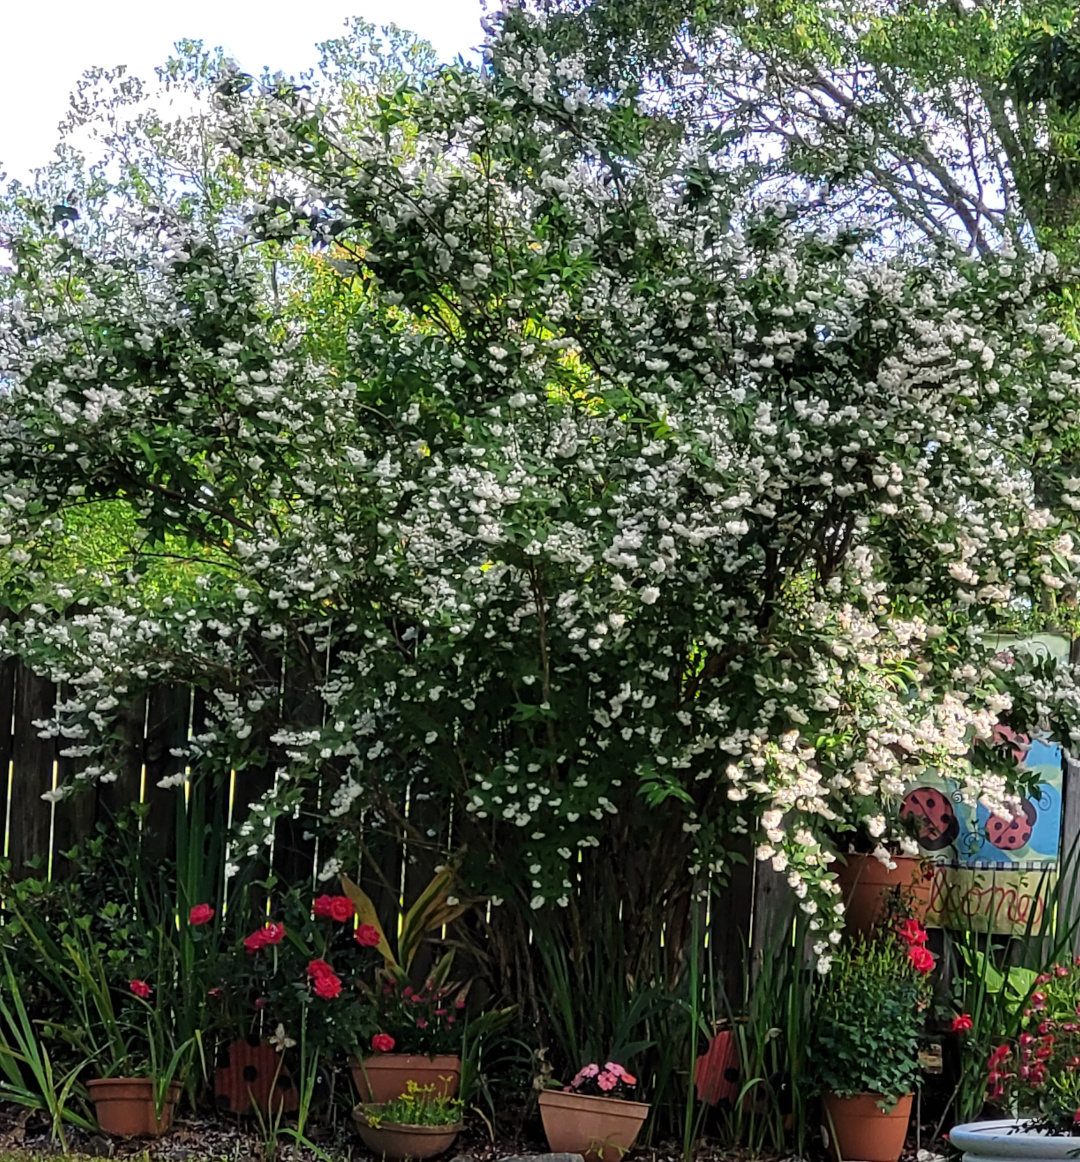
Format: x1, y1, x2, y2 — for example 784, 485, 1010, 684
2, 11, 1080, 960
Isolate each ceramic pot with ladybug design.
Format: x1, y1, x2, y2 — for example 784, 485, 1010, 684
214, 1036, 300, 1116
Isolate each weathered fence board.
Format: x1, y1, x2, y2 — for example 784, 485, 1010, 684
0, 649, 16, 858
8, 665, 55, 873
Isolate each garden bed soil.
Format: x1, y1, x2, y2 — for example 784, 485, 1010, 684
0, 1100, 950, 1162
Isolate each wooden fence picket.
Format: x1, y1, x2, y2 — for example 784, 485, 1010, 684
7, 664, 56, 874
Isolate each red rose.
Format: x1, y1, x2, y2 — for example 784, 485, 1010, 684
371, 1033, 395, 1053
908, 945, 934, 974
208, 987, 225, 1000
313, 895, 355, 922
244, 923, 286, 953
355, 924, 381, 948
307, 958, 335, 980
129, 979, 152, 999
189, 903, 215, 926
952, 1014, 974, 1033
313, 972, 342, 1000
898, 919, 928, 946
330, 897, 355, 922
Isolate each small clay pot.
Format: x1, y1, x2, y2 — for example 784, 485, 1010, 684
349, 1055, 461, 1104
87, 1078, 181, 1137
538, 1089, 651, 1162
822, 1092, 913, 1162
352, 1105, 462, 1160
835, 854, 932, 934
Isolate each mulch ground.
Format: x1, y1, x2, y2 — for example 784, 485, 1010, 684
0, 1101, 952, 1162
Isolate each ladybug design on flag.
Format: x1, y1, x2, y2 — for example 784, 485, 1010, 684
986, 800, 1037, 851
900, 787, 960, 852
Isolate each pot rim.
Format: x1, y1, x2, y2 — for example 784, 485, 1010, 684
352, 1106, 463, 1133
87, 1077, 182, 1091
950, 1119, 1080, 1158
538, 1088, 651, 1114
825, 1091, 914, 1104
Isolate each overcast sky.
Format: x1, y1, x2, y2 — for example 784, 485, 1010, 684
1, 0, 487, 182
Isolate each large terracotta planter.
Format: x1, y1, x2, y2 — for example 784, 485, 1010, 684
538, 1088, 651, 1162
822, 1092, 913, 1162
835, 853, 931, 934
350, 1054, 461, 1104
87, 1078, 181, 1137
352, 1105, 462, 1160
950, 1119, 1080, 1162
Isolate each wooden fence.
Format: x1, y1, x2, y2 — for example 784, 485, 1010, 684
0, 649, 331, 884
4, 645, 1079, 986
0, 646, 786, 997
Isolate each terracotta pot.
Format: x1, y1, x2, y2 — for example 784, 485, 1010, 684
822, 1092, 913, 1162
538, 1088, 651, 1162
835, 854, 932, 934
87, 1078, 182, 1137
352, 1105, 462, 1160
349, 1055, 461, 1104
950, 1118, 1080, 1162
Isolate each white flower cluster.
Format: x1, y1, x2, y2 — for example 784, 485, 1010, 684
2, 12, 1080, 954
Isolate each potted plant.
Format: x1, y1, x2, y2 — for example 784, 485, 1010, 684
65, 940, 193, 1137
811, 918, 935, 1162
538, 1062, 649, 1162
342, 871, 472, 1103
215, 889, 383, 1114
951, 958, 1080, 1161
353, 1080, 465, 1160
